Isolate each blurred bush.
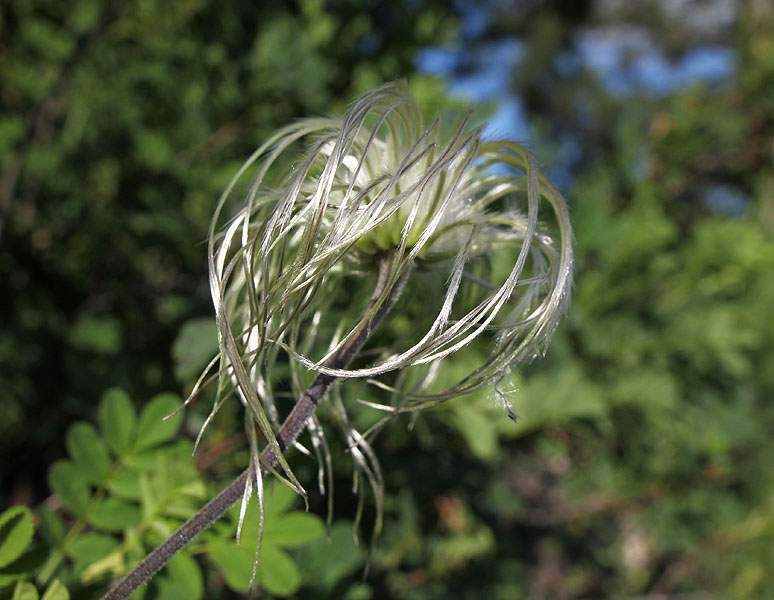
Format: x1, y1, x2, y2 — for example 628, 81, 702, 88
351, 3, 774, 599
0, 0, 456, 501
2, 0, 774, 598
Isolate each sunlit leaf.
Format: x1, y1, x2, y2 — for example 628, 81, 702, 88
265, 513, 324, 549
448, 402, 499, 460
99, 388, 136, 455
263, 483, 298, 520
135, 394, 182, 450
0, 506, 34, 568
40, 579, 69, 600
11, 581, 38, 600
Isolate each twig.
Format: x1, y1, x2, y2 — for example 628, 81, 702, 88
102, 254, 407, 600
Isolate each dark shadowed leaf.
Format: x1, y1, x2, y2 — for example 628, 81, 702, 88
48, 461, 90, 516
66, 422, 111, 485
89, 497, 142, 532
171, 318, 218, 382
37, 506, 65, 546
67, 315, 123, 355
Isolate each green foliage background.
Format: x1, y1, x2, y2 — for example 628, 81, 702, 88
2, 1, 773, 598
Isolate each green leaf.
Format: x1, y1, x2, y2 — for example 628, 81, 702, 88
448, 402, 499, 461
225, 483, 299, 538
135, 394, 182, 450
154, 577, 192, 600
108, 467, 141, 500
37, 506, 65, 546
68, 0, 100, 34
134, 129, 174, 169
0, 116, 24, 157
266, 513, 324, 549
40, 580, 69, 600
48, 461, 90, 516
209, 498, 307, 597
21, 18, 75, 62
259, 545, 300, 597
154, 579, 185, 600
25, 146, 63, 182
0, 545, 48, 587
66, 422, 112, 486
89, 498, 142, 532
510, 365, 608, 435
134, 447, 205, 522
0, 507, 34, 568
70, 533, 118, 576
206, 538, 254, 593
11, 581, 38, 600
298, 521, 364, 591
138, 473, 154, 521
67, 315, 123, 355
99, 388, 136, 455
161, 552, 203, 600
263, 483, 298, 520
343, 583, 372, 600
171, 318, 218, 382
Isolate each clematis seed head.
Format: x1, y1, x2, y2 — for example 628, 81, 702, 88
205, 81, 573, 468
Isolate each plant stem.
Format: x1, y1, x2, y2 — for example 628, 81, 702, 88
103, 255, 407, 600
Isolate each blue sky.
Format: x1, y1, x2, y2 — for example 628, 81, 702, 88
416, 16, 736, 142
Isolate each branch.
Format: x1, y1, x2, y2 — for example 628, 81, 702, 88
102, 255, 407, 600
